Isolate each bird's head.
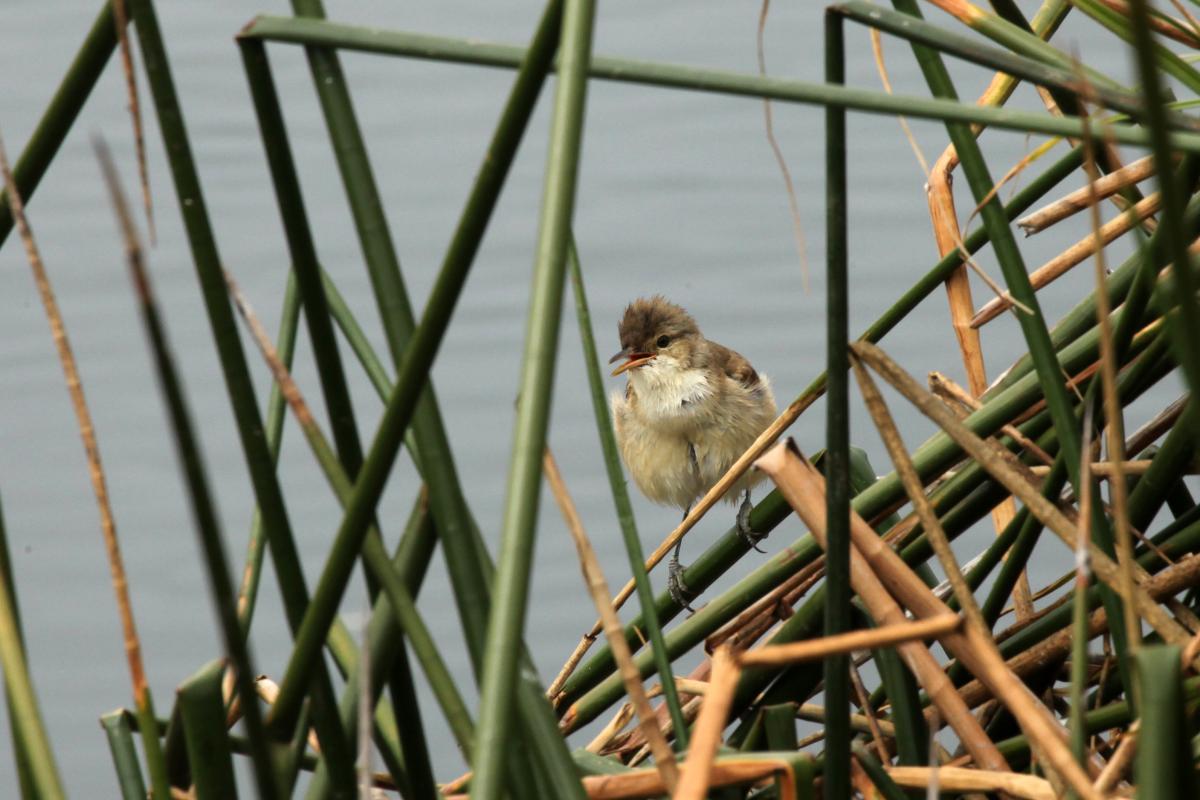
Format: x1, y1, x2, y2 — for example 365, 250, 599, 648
609, 296, 701, 376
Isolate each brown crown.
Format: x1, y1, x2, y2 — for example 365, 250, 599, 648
617, 296, 700, 353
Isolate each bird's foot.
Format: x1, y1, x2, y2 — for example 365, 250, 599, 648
668, 545, 697, 613
737, 492, 767, 552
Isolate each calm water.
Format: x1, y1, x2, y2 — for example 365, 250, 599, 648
0, 1, 1164, 794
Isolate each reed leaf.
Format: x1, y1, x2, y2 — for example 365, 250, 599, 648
178, 661, 239, 800
100, 710, 147, 800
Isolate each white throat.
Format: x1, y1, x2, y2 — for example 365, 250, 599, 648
628, 356, 713, 422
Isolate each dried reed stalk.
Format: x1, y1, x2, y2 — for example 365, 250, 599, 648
738, 614, 960, 667
1017, 155, 1158, 234
758, 441, 1103, 800
972, 193, 1162, 328
580, 760, 788, 800
852, 340, 1190, 645
542, 448, 679, 792
887, 766, 1055, 800
756, 442, 1012, 774
110, 0, 154, 243
673, 646, 740, 800
853, 355, 990, 634
0, 135, 156, 725
1094, 723, 1138, 794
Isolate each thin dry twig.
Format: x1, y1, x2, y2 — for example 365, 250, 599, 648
110, 0, 154, 244
1080, 91, 1143, 666
1093, 723, 1138, 794
4, 134, 154, 710
853, 355, 990, 634
757, 0, 808, 290
543, 448, 679, 792
929, 371, 1054, 465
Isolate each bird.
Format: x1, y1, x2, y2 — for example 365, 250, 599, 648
609, 296, 777, 610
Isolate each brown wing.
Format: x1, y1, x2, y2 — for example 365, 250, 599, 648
707, 341, 761, 390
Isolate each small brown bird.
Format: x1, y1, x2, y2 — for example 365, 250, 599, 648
609, 296, 777, 609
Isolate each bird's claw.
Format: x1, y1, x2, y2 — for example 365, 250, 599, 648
737, 493, 766, 552
668, 547, 697, 613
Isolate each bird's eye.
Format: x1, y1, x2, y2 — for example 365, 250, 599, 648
656, 335, 670, 348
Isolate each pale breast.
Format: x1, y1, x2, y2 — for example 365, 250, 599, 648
611, 390, 705, 510
612, 368, 777, 510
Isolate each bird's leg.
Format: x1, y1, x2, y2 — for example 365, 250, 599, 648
667, 506, 697, 613
737, 489, 766, 552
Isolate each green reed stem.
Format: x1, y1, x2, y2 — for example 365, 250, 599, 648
125, 0, 353, 781
0, 2, 117, 249
0, 499, 62, 798
178, 661, 238, 799
472, 0, 595, 794
238, 15, 1200, 152
822, 10, 851, 799
566, 240, 688, 747
101, 709, 148, 800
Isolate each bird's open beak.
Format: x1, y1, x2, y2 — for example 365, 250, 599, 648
609, 347, 655, 376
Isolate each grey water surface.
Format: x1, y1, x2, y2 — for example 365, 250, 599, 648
0, 1, 1163, 794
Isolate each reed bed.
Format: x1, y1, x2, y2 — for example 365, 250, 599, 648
3, 0, 1200, 798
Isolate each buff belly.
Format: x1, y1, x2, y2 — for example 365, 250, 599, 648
611, 389, 771, 513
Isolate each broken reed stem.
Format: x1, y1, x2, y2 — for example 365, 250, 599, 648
0, 132, 157, 737
929, 371, 1054, 465
1093, 723, 1137, 793
757, 441, 1104, 800
542, 448, 679, 793
570, 761, 783, 800
1017, 154, 1158, 234
851, 340, 1189, 646
706, 555, 825, 651
972, 191, 1162, 328
851, 354, 990, 633
1080, 99, 1142, 668
548, 633, 598, 700
110, 0, 154, 244
755, 442, 1012, 775
886, 766, 1055, 800
738, 614, 961, 667
1030, 460, 1159, 477
254, 676, 321, 754
674, 646, 739, 800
